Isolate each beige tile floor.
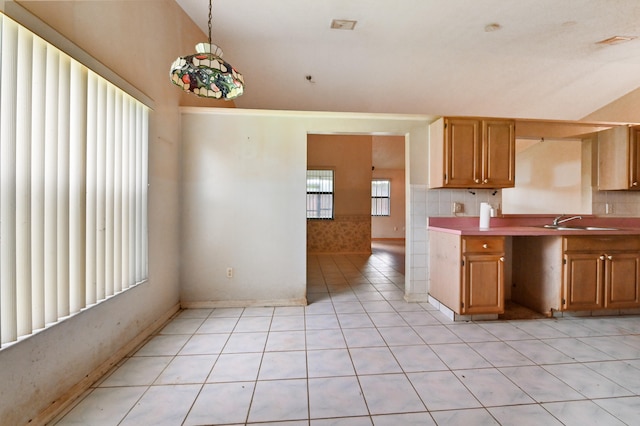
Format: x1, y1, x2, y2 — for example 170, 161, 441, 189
52, 241, 640, 425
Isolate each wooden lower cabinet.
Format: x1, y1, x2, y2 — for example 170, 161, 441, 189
463, 252, 504, 314
606, 252, 640, 308
563, 236, 640, 311
563, 252, 604, 310
564, 248, 640, 311
429, 231, 505, 315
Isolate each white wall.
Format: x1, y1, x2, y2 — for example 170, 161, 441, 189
179, 108, 431, 305
502, 139, 590, 214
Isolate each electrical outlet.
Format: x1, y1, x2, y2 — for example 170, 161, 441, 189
226, 267, 233, 278
605, 203, 613, 215
452, 202, 464, 214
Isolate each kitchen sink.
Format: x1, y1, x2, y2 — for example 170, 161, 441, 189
541, 224, 619, 231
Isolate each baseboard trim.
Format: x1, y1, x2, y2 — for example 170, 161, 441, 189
34, 302, 181, 426
181, 298, 308, 309
307, 251, 371, 255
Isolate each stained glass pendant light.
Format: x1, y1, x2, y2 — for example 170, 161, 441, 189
170, 0, 244, 99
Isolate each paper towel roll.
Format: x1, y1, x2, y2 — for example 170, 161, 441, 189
480, 202, 491, 229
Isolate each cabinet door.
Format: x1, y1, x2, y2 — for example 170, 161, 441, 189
605, 252, 640, 309
483, 120, 515, 187
629, 127, 640, 189
462, 254, 504, 314
563, 253, 603, 310
445, 118, 480, 187
598, 125, 640, 190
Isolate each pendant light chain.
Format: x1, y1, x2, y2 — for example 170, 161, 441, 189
208, 0, 213, 45
170, 0, 244, 99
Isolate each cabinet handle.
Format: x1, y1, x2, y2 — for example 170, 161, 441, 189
633, 181, 638, 186
607, 255, 613, 260
475, 178, 480, 183
499, 256, 505, 262
482, 244, 488, 249
483, 179, 488, 184
600, 255, 605, 260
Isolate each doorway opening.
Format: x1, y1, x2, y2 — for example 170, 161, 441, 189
306, 134, 406, 302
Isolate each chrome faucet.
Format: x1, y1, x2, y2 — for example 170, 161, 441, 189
552, 214, 583, 226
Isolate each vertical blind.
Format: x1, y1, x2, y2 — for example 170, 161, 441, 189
0, 13, 149, 347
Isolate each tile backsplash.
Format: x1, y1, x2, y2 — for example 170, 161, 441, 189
426, 188, 503, 217
425, 187, 640, 218
592, 189, 640, 217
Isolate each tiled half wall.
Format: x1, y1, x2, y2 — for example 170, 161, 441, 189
307, 215, 371, 253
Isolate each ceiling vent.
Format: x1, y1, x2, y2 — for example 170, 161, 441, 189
331, 19, 357, 30
596, 35, 636, 45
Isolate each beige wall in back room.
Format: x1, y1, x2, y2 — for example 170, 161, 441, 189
307, 134, 373, 216
0, 1, 233, 424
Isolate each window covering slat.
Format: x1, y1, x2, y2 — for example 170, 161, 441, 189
113, 91, 122, 294
141, 107, 149, 279
16, 25, 33, 337
30, 35, 47, 331
1, 16, 19, 344
43, 45, 59, 325
69, 60, 86, 314
85, 72, 98, 306
121, 100, 130, 290
105, 84, 115, 297
95, 78, 106, 302
57, 53, 71, 318
135, 105, 144, 282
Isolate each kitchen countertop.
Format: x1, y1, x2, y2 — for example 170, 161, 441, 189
428, 216, 640, 236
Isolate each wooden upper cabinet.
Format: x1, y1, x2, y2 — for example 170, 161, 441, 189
483, 120, 516, 187
598, 125, 640, 190
446, 118, 480, 187
429, 117, 515, 188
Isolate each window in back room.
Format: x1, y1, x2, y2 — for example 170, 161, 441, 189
306, 169, 334, 219
371, 179, 391, 216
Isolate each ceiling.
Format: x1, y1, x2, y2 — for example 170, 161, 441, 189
176, 0, 640, 121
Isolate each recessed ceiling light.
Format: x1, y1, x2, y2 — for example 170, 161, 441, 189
596, 35, 636, 45
331, 19, 357, 30
484, 23, 501, 32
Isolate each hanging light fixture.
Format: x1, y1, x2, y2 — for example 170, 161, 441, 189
170, 0, 244, 100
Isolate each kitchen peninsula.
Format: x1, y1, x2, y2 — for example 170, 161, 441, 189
428, 216, 640, 321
